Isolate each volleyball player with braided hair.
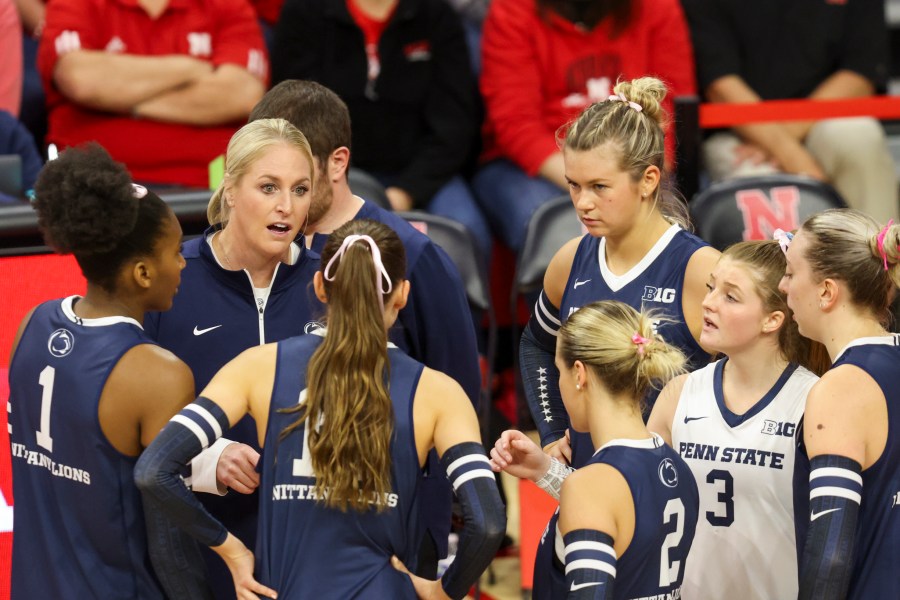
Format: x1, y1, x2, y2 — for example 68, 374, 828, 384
8, 144, 200, 598
136, 218, 506, 600
492, 300, 698, 599
780, 209, 900, 599
520, 76, 718, 470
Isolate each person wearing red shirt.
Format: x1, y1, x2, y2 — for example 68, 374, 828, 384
38, 0, 268, 188
473, 0, 696, 253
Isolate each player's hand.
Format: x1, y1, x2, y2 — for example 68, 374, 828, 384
544, 429, 572, 465
489, 429, 552, 482
391, 556, 452, 600
213, 533, 277, 599
217, 443, 260, 494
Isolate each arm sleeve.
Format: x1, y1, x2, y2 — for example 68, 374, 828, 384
439, 442, 507, 600
479, 0, 561, 175
134, 397, 231, 548
142, 494, 215, 600
798, 454, 862, 600
392, 5, 479, 206
564, 529, 617, 600
400, 244, 482, 406
519, 290, 569, 447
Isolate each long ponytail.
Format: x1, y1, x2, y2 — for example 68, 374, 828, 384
281, 219, 406, 512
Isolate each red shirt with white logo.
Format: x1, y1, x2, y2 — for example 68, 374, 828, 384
38, 0, 268, 187
480, 0, 696, 174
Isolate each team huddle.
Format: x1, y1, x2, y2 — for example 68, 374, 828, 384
6, 77, 900, 600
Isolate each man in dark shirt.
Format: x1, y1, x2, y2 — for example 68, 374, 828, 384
682, 0, 898, 223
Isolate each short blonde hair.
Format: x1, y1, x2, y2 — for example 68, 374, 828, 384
207, 118, 314, 226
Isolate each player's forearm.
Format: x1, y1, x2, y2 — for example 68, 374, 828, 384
134, 65, 264, 126
54, 51, 211, 113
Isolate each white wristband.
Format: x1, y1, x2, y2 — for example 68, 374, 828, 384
535, 457, 574, 501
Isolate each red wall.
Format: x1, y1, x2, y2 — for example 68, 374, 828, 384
0, 254, 86, 599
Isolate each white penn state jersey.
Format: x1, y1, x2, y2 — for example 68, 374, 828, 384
670, 359, 817, 600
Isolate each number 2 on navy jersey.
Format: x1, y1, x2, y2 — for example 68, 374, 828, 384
659, 498, 685, 586
291, 389, 316, 478
36, 366, 55, 452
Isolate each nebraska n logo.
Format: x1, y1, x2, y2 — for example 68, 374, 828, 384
735, 186, 800, 241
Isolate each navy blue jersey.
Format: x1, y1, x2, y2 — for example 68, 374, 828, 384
143, 230, 324, 575
8, 297, 164, 599
255, 333, 423, 598
312, 200, 481, 557
830, 336, 900, 599
561, 226, 710, 467
533, 436, 699, 600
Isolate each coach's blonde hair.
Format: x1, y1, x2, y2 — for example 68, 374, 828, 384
800, 208, 900, 326
280, 219, 406, 512
207, 118, 314, 226
560, 77, 689, 228
558, 301, 686, 411
722, 241, 829, 375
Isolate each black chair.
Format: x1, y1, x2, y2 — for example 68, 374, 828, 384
689, 174, 846, 251
395, 211, 496, 426
348, 168, 392, 210
514, 195, 584, 296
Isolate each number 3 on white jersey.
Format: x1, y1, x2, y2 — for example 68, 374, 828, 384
659, 498, 685, 586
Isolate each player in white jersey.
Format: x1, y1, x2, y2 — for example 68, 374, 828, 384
649, 239, 828, 599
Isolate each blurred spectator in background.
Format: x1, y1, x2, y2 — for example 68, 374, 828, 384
473, 0, 696, 254
0, 111, 42, 203
38, 0, 268, 188
445, 0, 489, 74
682, 0, 898, 223
271, 0, 491, 263
1, 0, 23, 117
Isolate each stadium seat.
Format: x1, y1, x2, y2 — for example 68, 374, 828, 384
348, 169, 392, 210
514, 195, 584, 296
689, 174, 846, 251
396, 211, 496, 428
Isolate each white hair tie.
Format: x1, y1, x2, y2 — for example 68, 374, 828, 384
322, 234, 393, 308
608, 93, 643, 112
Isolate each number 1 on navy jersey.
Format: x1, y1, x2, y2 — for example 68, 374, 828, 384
37, 366, 55, 452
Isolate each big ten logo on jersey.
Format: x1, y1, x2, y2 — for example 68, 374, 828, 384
761, 419, 796, 438
186, 32, 212, 57
893, 491, 900, 509
642, 286, 676, 304
735, 186, 800, 241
